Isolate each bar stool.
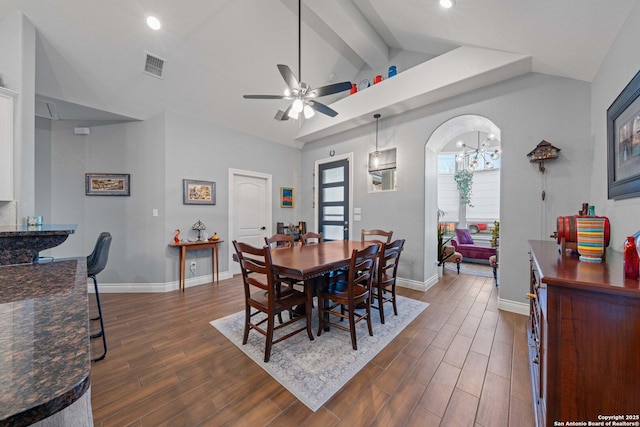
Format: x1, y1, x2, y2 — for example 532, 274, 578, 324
87, 232, 112, 362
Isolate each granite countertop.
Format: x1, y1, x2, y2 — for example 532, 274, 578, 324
0, 224, 77, 266
0, 224, 77, 236
0, 258, 91, 426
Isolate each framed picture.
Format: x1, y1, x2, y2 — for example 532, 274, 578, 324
183, 179, 216, 205
85, 173, 130, 196
607, 69, 640, 200
280, 187, 294, 208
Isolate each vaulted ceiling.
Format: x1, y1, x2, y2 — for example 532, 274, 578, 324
1, 0, 637, 147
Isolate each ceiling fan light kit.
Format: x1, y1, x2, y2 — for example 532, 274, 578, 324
243, 0, 351, 121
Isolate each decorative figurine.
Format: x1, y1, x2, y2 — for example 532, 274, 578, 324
173, 229, 181, 244
210, 232, 219, 241
624, 236, 640, 280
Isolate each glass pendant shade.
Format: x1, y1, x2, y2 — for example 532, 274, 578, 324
303, 104, 315, 118
292, 98, 304, 113
287, 108, 299, 119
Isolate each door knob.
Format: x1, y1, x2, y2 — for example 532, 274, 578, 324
260, 226, 266, 230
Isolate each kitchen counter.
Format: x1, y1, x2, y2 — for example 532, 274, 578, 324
0, 224, 77, 265
0, 258, 92, 426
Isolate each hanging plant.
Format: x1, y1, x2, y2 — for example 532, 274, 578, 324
490, 220, 500, 248
454, 169, 474, 207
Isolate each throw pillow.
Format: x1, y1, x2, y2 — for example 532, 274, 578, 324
455, 228, 474, 244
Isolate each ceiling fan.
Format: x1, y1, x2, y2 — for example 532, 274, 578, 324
243, 0, 352, 121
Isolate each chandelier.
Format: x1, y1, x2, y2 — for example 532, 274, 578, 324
456, 132, 501, 171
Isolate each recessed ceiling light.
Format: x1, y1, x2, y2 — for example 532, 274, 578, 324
146, 16, 161, 31
440, 0, 455, 8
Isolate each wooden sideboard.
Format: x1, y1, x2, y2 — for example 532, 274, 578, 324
527, 240, 640, 427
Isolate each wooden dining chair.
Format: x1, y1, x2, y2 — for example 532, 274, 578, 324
265, 233, 295, 249
317, 243, 379, 350
371, 239, 405, 324
233, 241, 314, 362
361, 229, 393, 245
265, 233, 304, 293
300, 231, 323, 245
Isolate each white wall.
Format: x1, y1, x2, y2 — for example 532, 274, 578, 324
36, 109, 301, 288
590, 2, 640, 250
16, 4, 640, 310
301, 72, 592, 308
163, 110, 301, 282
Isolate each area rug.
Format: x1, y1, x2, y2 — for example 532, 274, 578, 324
210, 295, 428, 411
445, 261, 494, 277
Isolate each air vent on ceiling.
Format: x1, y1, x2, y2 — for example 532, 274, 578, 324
143, 52, 165, 79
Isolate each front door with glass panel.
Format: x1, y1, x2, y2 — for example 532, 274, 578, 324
318, 158, 349, 240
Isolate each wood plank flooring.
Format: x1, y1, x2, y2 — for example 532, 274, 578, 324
90, 269, 535, 426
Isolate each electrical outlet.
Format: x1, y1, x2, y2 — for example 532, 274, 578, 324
190, 261, 196, 273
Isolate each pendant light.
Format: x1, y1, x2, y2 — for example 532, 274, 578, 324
373, 113, 381, 167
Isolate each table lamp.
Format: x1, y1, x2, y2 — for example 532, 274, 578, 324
192, 220, 206, 241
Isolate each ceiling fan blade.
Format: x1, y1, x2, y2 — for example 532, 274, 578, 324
243, 94, 288, 99
308, 81, 352, 98
308, 100, 338, 117
274, 105, 292, 121
277, 64, 300, 90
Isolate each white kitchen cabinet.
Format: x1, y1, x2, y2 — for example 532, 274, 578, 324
0, 87, 17, 201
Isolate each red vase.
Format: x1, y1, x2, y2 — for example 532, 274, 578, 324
624, 236, 640, 280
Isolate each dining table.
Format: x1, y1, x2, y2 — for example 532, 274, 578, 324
267, 240, 376, 329
268, 240, 374, 281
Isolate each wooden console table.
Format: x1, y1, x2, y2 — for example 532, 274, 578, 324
169, 240, 223, 291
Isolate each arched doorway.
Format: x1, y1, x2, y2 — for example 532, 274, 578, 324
424, 115, 501, 280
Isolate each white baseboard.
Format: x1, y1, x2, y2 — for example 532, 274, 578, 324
90, 272, 445, 295
88, 271, 234, 293
397, 275, 438, 292
497, 297, 529, 316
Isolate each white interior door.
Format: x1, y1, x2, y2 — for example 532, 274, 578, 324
229, 169, 272, 275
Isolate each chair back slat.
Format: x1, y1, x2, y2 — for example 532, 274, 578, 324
361, 229, 393, 245
233, 241, 276, 297
348, 244, 379, 297
265, 234, 294, 249
378, 239, 405, 286
300, 232, 323, 245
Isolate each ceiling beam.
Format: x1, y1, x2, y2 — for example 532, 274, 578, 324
305, 0, 388, 70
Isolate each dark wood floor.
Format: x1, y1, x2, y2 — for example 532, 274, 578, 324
90, 269, 535, 426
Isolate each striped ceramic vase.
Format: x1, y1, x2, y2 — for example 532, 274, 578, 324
576, 217, 605, 262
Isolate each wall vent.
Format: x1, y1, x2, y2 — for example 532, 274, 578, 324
143, 52, 165, 78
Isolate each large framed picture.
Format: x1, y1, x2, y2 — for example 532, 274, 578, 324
608, 69, 640, 200
183, 179, 216, 205
280, 187, 294, 208
85, 173, 130, 196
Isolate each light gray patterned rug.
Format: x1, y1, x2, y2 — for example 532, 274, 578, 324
210, 295, 428, 411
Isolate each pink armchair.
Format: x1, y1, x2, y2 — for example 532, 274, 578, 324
451, 228, 496, 262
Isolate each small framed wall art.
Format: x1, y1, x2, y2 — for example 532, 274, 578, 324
183, 179, 216, 205
280, 187, 294, 208
85, 173, 130, 196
